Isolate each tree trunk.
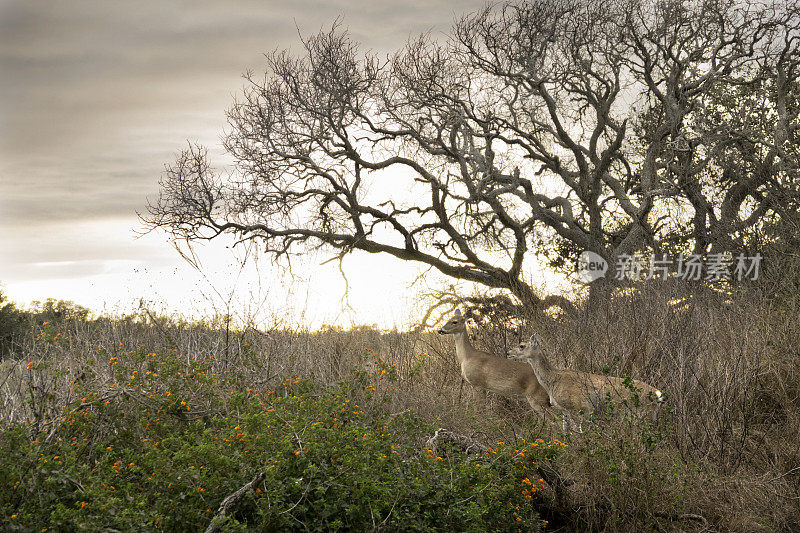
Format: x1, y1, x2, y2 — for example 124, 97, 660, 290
587, 275, 614, 314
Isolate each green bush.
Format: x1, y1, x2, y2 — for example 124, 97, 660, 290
29, 298, 91, 324
0, 289, 26, 357
1, 347, 556, 531
0, 290, 92, 358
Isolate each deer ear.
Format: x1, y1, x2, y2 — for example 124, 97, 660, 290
454, 309, 462, 318
529, 334, 541, 346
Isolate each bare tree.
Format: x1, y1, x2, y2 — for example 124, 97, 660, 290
144, 0, 799, 309
625, 0, 800, 256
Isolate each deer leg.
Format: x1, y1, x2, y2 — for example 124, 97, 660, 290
526, 397, 554, 422
474, 387, 488, 410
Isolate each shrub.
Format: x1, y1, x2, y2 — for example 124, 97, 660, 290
0, 289, 26, 358
1, 347, 553, 531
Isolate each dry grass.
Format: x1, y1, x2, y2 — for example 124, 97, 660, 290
2, 276, 799, 531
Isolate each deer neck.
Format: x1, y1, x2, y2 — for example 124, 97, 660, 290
526, 350, 556, 391
453, 330, 477, 365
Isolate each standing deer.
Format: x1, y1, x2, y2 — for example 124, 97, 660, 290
437, 310, 551, 417
508, 333, 664, 433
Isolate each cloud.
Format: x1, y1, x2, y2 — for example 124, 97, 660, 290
0, 0, 486, 323
0, 0, 484, 224
8, 260, 148, 282
0, 218, 175, 281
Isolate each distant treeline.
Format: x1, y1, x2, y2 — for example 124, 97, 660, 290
0, 291, 91, 358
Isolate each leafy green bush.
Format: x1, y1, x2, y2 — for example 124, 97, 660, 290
1, 346, 558, 531
0, 290, 92, 358
553, 407, 687, 531
0, 289, 26, 357
29, 298, 91, 324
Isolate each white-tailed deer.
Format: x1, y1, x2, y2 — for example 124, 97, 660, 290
437, 310, 551, 417
508, 334, 664, 433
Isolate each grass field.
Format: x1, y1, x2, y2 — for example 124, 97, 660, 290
1, 276, 799, 531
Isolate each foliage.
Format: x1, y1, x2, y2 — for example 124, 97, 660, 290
1, 282, 798, 531
28, 298, 91, 323
1, 347, 553, 532
0, 292, 91, 359
0, 289, 25, 357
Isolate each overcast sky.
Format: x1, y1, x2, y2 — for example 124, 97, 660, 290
0, 0, 510, 327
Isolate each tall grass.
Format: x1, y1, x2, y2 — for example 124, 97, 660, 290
1, 273, 799, 531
